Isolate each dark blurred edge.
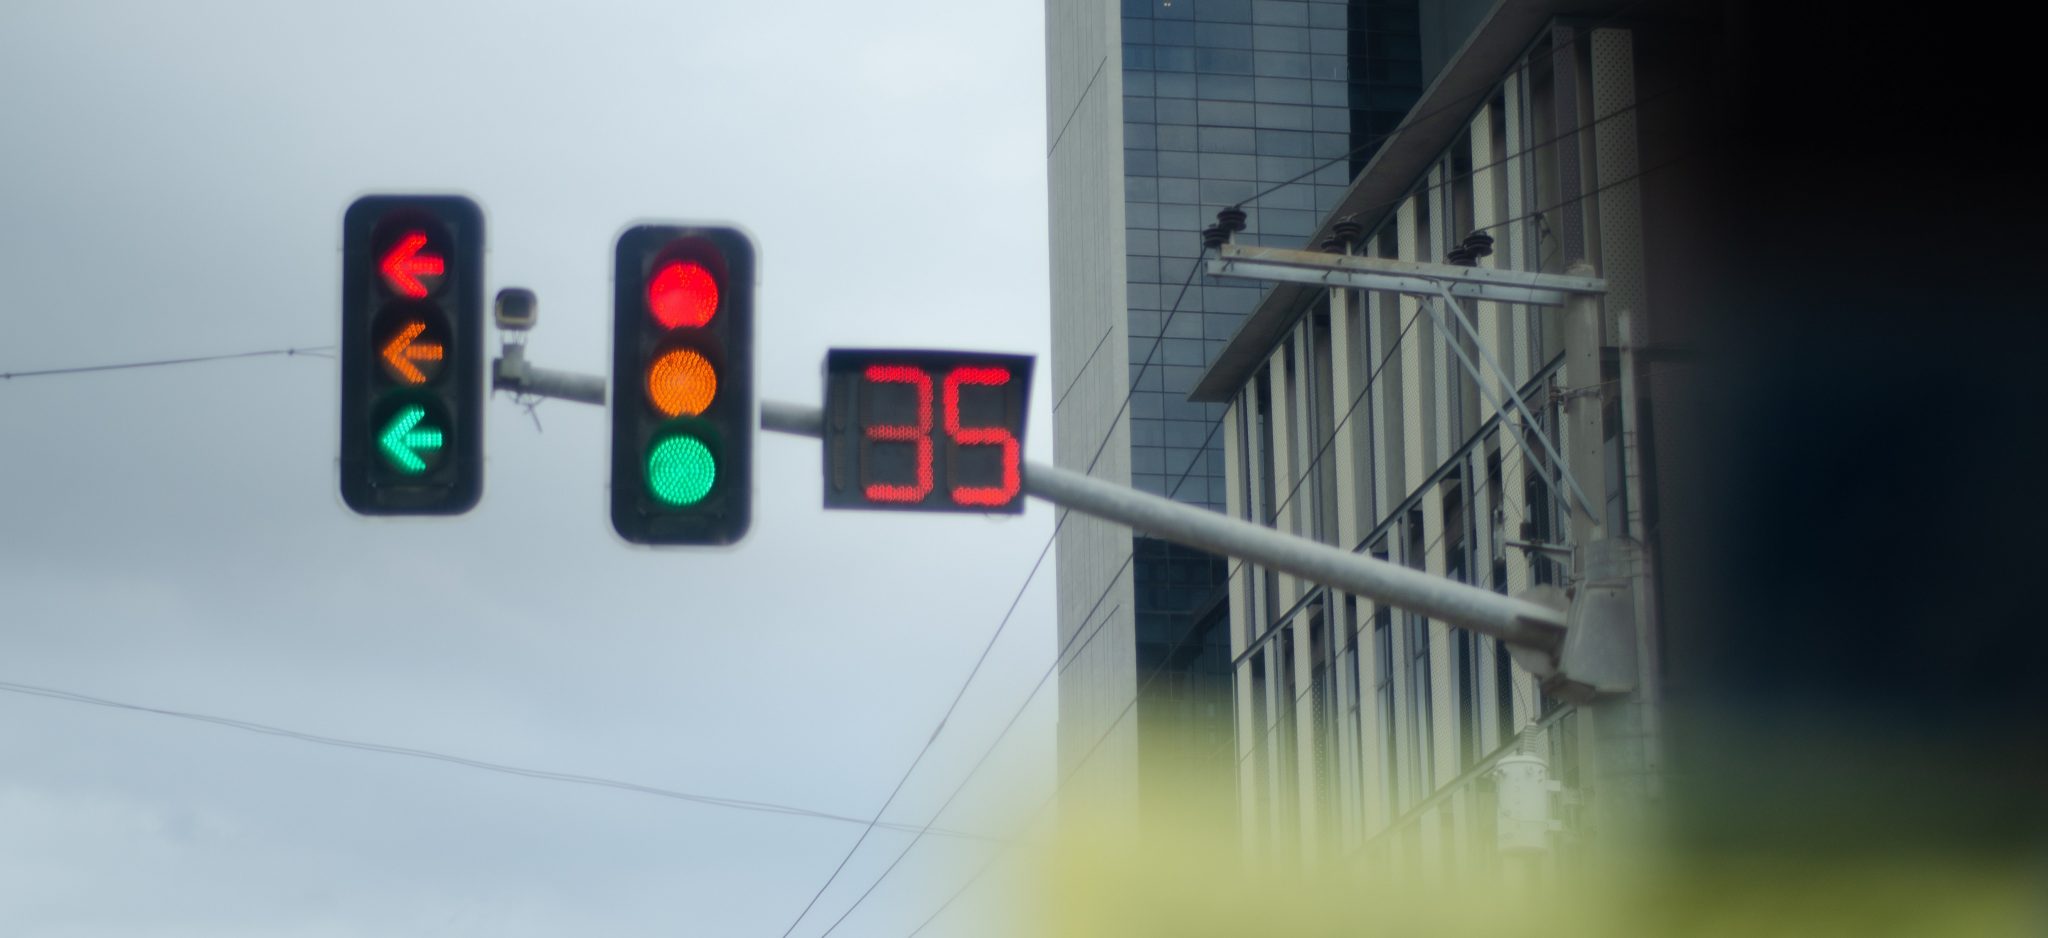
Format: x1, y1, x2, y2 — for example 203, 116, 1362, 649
1656, 0, 2048, 858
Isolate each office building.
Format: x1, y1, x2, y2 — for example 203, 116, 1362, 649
1188, 0, 1720, 865
1044, 0, 1461, 824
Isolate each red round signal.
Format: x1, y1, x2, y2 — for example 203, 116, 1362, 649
648, 260, 719, 329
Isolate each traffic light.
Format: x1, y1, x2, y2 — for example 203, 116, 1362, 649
610, 225, 755, 545
339, 194, 484, 515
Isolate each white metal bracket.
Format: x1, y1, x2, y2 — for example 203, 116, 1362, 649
1205, 240, 1606, 524
1429, 286, 1602, 526
1206, 242, 1606, 306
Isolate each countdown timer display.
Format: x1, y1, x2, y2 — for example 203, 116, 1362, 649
822, 349, 1034, 513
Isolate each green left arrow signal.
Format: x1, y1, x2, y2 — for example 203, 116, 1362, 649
379, 404, 445, 474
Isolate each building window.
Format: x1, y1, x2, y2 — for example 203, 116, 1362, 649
1402, 507, 1432, 798
1449, 129, 1475, 248
1454, 628, 1478, 771
1364, 539, 1398, 822
1276, 339, 1299, 536
1494, 637, 1516, 739
1310, 608, 1339, 852
1371, 580, 1398, 817
1248, 647, 1268, 816
1523, 444, 1559, 588
1277, 625, 1301, 840
1309, 309, 1339, 545
1442, 470, 1468, 583
1344, 285, 1376, 529
1486, 447, 1508, 593
1342, 594, 1364, 842
1444, 470, 1483, 770
1254, 373, 1279, 625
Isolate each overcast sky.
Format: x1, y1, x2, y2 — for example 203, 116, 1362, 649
0, 2, 1057, 935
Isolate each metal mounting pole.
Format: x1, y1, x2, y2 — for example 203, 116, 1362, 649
1617, 308, 1662, 793
493, 343, 606, 405
760, 400, 1568, 651
493, 385, 1569, 654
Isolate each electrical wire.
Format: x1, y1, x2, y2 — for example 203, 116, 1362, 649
1051, 323, 1116, 415
810, 523, 1155, 938
787, 242, 1217, 935
814, 13, 1694, 927
9, 25, 1670, 938
775, 249, 1212, 938
1235, 68, 1687, 220
1169, 282, 1565, 773
1, 345, 336, 380
1047, 55, 1109, 159
885, 140, 1693, 937
871, 319, 1418, 934
1226, 0, 1663, 214
771, 529, 1060, 938
1227, 480, 1543, 774
845, 316, 1530, 929
902, 517, 1229, 936
809, 581, 1135, 937
815, 294, 1246, 934
0, 679, 1001, 843
1223, 344, 1594, 757
6, 26, 1674, 928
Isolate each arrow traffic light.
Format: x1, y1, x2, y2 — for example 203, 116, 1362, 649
340, 194, 484, 515
610, 225, 755, 545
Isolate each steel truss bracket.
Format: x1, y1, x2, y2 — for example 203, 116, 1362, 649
1428, 287, 1602, 526
1206, 242, 1606, 306
1206, 241, 1604, 525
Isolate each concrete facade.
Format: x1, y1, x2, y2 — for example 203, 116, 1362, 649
1044, 0, 1432, 826
1194, 6, 1706, 868
1046, 0, 1143, 820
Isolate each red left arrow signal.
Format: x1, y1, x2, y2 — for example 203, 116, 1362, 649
380, 231, 446, 298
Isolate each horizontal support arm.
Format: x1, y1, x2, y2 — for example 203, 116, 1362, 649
493, 346, 606, 405
1209, 242, 1606, 306
758, 399, 1566, 651
478, 375, 1569, 653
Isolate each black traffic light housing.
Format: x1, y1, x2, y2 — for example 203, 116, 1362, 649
610, 224, 755, 545
339, 194, 485, 515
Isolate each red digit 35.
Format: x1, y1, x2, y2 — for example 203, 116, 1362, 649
943, 366, 1020, 507
862, 364, 933, 502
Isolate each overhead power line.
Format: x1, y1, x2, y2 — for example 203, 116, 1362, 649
775, 244, 1213, 938
794, 252, 1215, 937
0, 345, 336, 380
1231, 0, 1662, 212
0, 679, 999, 843
852, 96, 1700, 936
899, 156, 1687, 932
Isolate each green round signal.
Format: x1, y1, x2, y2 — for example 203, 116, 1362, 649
647, 435, 716, 506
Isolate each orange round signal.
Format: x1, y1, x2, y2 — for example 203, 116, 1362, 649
648, 348, 718, 417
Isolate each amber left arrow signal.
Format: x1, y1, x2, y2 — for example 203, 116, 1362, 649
380, 231, 446, 298
381, 320, 445, 384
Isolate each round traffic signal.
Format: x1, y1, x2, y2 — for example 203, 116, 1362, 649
647, 260, 719, 329
647, 434, 718, 506
647, 347, 717, 417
